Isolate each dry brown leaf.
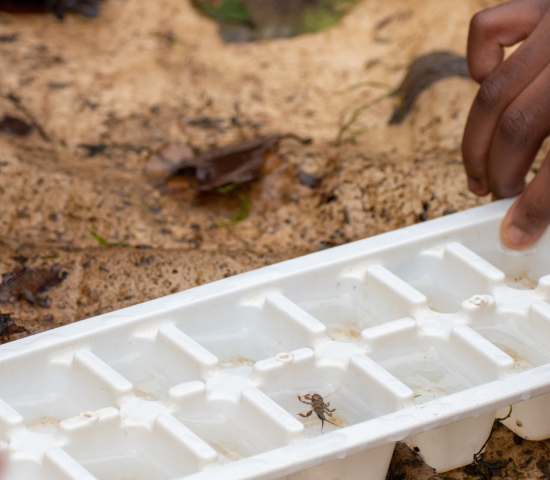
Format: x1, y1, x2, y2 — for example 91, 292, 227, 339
0, 0, 101, 18
0, 115, 33, 137
145, 134, 311, 191
0, 264, 68, 306
390, 51, 470, 124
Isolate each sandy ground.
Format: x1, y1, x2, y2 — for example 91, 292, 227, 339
1, 0, 549, 477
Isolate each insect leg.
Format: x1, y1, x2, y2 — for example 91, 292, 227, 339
298, 396, 312, 405
298, 410, 313, 418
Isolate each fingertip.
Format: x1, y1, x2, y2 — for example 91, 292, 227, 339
501, 201, 539, 250
468, 177, 490, 196
502, 223, 533, 249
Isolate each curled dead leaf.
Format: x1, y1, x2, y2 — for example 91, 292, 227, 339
0, 115, 33, 137
145, 134, 311, 191
0, 312, 27, 342
0, 264, 68, 306
389, 51, 470, 124
0, 0, 101, 18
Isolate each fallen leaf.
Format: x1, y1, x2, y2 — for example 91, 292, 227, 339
0, 33, 18, 42
192, 0, 359, 42
0, 264, 68, 306
144, 144, 194, 184
0, 115, 33, 137
145, 134, 311, 191
389, 51, 470, 124
0, 0, 101, 18
0, 312, 28, 340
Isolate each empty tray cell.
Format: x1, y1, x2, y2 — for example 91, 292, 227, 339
4, 448, 97, 480
168, 294, 326, 375
391, 243, 505, 314
0, 350, 132, 431
288, 275, 379, 343
61, 407, 217, 480
254, 348, 414, 438
470, 307, 550, 373
169, 381, 304, 464
94, 324, 218, 401
3, 459, 48, 480
462, 235, 550, 290
490, 302, 550, 441
363, 319, 515, 404
289, 266, 429, 334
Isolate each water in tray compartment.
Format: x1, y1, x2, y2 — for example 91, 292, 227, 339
473, 323, 550, 372
377, 346, 474, 405
81, 452, 172, 480
300, 300, 376, 343
270, 388, 348, 437
109, 353, 171, 401
405, 275, 463, 314
505, 272, 539, 290
12, 393, 84, 432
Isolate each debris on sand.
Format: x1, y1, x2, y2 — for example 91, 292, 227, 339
0, 115, 33, 137
191, 0, 359, 43
297, 171, 319, 188
463, 407, 513, 480
0, 312, 27, 342
145, 134, 311, 191
0, 264, 68, 307
5, 92, 50, 141
385, 442, 434, 480
0, 0, 101, 19
78, 143, 107, 157
214, 184, 251, 226
389, 51, 470, 124
336, 51, 470, 144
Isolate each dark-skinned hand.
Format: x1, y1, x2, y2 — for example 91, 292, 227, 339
463, 0, 550, 249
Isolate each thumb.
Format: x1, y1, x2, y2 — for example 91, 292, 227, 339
501, 156, 550, 249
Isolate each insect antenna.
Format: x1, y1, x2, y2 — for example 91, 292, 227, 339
323, 383, 342, 399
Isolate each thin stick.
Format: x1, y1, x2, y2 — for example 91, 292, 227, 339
474, 406, 513, 462
6, 91, 51, 141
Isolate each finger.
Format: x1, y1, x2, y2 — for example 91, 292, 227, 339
467, 0, 548, 83
463, 11, 550, 196
501, 152, 550, 249
487, 61, 550, 198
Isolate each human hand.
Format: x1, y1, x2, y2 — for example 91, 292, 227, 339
462, 0, 550, 249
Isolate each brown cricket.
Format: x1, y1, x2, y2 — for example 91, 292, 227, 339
297, 389, 340, 432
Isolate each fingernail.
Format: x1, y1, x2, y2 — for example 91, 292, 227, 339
505, 224, 532, 248
468, 178, 485, 195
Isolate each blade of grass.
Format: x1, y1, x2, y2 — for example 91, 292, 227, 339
335, 91, 395, 145
91, 232, 131, 248
213, 184, 251, 226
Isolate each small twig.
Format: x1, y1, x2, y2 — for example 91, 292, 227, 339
511, 458, 520, 480
6, 91, 51, 141
474, 406, 513, 462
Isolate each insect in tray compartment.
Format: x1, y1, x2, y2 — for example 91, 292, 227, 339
297, 386, 341, 433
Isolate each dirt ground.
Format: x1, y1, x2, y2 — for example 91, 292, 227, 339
1, 0, 549, 478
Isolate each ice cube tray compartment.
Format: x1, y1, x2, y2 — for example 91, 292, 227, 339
4, 199, 550, 480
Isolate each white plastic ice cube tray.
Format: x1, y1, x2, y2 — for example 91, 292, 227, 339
3, 198, 550, 480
